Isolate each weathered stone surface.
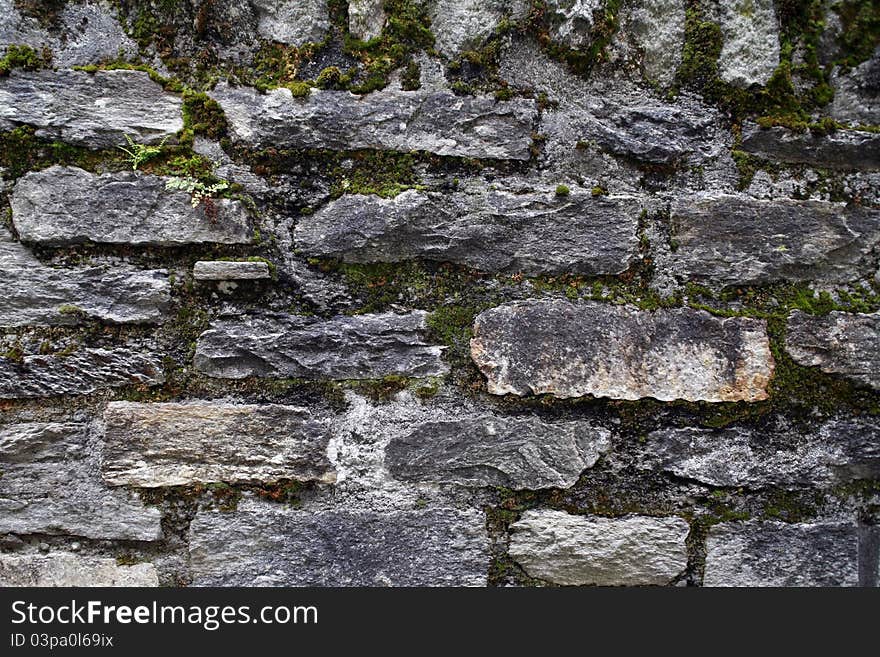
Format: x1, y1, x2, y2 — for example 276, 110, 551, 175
195, 311, 448, 380
211, 84, 538, 160
498, 39, 726, 167
0, 552, 158, 587
704, 521, 860, 586
0, 348, 164, 399
189, 501, 488, 586
740, 122, 880, 170
509, 510, 689, 585
102, 401, 336, 487
623, 0, 686, 87
295, 188, 641, 275
430, 0, 529, 57
711, 0, 780, 87
0, 0, 138, 68
566, 93, 723, 165
669, 195, 880, 285
785, 311, 880, 390
252, 0, 329, 45
0, 422, 162, 540
471, 299, 773, 402
193, 260, 271, 281
348, 0, 386, 41
386, 414, 611, 489
829, 48, 880, 125
642, 417, 880, 488
11, 166, 252, 246
545, 0, 603, 50
0, 70, 183, 147
0, 242, 169, 327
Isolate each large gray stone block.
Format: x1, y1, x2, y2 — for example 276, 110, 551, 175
295, 188, 641, 275
470, 299, 773, 402
102, 401, 336, 487
189, 501, 489, 586
0, 422, 162, 540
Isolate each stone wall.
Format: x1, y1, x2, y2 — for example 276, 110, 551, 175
0, 0, 878, 587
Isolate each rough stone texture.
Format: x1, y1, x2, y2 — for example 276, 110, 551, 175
829, 48, 880, 125
11, 166, 252, 246
0, 422, 162, 540
0, 0, 138, 68
740, 122, 880, 170
0, 242, 169, 326
193, 260, 271, 281
568, 93, 722, 165
497, 38, 727, 171
189, 501, 489, 586
623, 0, 686, 87
102, 401, 336, 487
386, 415, 612, 489
545, 0, 604, 51
0, 552, 158, 587
430, 0, 530, 57
642, 417, 880, 488
252, 0, 330, 45
668, 195, 880, 286
471, 299, 773, 402
785, 311, 880, 390
704, 521, 860, 587
195, 311, 448, 380
0, 348, 165, 399
711, 0, 780, 87
211, 84, 538, 160
509, 510, 689, 585
0, 70, 183, 147
294, 188, 641, 275
348, 0, 386, 41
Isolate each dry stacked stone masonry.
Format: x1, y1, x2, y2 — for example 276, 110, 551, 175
0, 0, 878, 587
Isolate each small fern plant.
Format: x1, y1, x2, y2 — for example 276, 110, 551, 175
118, 134, 168, 170
165, 176, 229, 208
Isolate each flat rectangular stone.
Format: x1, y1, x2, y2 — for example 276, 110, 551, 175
785, 311, 879, 390
11, 166, 252, 246
669, 194, 880, 285
295, 188, 641, 275
1, 242, 169, 327
189, 501, 488, 586
0, 347, 164, 399
642, 417, 880, 488
470, 298, 773, 402
0, 422, 162, 540
102, 401, 336, 487
509, 510, 690, 585
193, 260, 271, 280
704, 521, 860, 586
0, 69, 183, 147
386, 414, 611, 489
0, 552, 159, 587
211, 84, 538, 160
195, 311, 448, 380
741, 122, 880, 170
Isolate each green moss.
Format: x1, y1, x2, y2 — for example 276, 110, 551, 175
554, 184, 570, 196
401, 60, 421, 90
0, 44, 51, 76
181, 91, 229, 142
833, 0, 880, 70
286, 81, 313, 98
590, 185, 608, 196
0, 126, 115, 180
329, 150, 421, 198
315, 66, 349, 89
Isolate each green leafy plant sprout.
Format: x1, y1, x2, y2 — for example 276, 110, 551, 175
117, 134, 168, 170
165, 175, 229, 208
